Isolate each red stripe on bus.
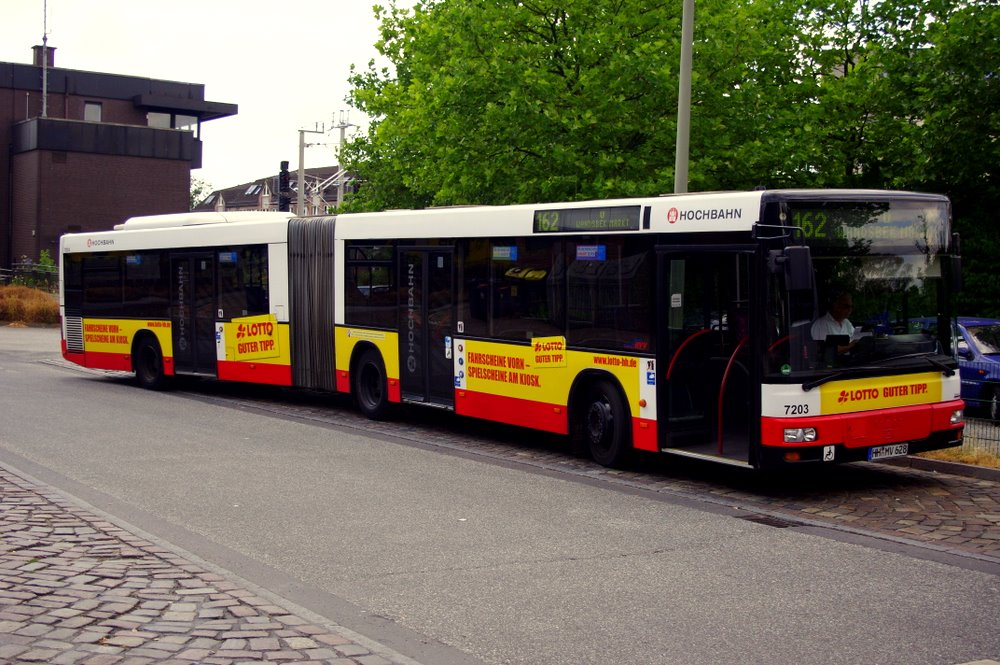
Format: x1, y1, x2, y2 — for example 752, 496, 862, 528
78, 350, 132, 372
336, 370, 351, 393
62, 341, 86, 367
63, 348, 177, 376
456, 390, 568, 434
761, 400, 964, 448
337, 371, 402, 403
217, 361, 292, 386
632, 417, 658, 452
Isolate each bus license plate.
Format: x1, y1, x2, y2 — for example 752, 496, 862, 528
868, 443, 909, 461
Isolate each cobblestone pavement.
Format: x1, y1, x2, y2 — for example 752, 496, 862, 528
0, 465, 420, 665
186, 381, 1000, 564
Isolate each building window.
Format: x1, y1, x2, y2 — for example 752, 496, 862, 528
84, 102, 102, 122
176, 114, 198, 133
147, 112, 171, 128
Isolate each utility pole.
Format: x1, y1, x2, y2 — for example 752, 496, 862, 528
41, 0, 49, 117
297, 123, 325, 215
674, 0, 695, 194
333, 111, 356, 208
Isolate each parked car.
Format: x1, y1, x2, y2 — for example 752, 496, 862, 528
955, 317, 1000, 421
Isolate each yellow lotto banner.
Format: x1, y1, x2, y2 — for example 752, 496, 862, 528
819, 372, 943, 415
83, 319, 171, 355
219, 314, 292, 366
230, 314, 281, 361
531, 336, 568, 368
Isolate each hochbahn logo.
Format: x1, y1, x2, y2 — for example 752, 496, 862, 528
667, 207, 743, 224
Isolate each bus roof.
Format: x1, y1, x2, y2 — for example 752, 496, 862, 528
114, 211, 295, 231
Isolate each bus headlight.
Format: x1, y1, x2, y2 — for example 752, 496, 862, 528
784, 427, 817, 443
950, 409, 964, 425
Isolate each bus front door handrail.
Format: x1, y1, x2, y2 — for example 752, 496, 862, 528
666, 328, 715, 380
718, 335, 749, 455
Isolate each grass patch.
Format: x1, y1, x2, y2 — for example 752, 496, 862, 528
918, 447, 1000, 469
0, 285, 60, 325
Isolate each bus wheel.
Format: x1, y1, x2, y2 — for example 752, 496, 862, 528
133, 337, 167, 391
354, 348, 391, 420
575, 380, 630, 467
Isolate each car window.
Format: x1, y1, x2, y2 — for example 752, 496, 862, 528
967, 324, 1000, 355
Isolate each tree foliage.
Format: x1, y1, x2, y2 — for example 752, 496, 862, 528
345, 0, 692, 207
343, 0, 998, 312
190, 177, 213, 211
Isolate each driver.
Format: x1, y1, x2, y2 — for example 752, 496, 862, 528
811, 292, 857, 353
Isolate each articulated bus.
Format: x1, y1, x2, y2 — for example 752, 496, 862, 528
59, 190, 965, 469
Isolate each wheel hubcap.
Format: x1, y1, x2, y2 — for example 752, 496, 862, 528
587, 400, 612, 446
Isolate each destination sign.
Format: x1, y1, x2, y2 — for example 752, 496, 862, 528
533, 206, 641, 233
786, 201, 949, 253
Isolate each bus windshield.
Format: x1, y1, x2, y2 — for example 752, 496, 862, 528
765, 199, 957, 379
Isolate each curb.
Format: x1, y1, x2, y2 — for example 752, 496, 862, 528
881, 456, 1000, 482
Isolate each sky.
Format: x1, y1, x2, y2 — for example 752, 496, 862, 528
1, 0, 411, 191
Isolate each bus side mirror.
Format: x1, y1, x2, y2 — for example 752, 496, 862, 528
768, 246, 813, 291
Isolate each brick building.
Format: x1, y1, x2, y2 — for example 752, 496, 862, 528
1, 45, 236, 269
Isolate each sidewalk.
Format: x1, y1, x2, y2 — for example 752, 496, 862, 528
0, 464, 422, 665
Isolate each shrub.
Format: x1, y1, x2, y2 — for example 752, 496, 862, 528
0, 285, 59, 325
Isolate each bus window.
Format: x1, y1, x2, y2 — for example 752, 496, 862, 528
82, 254, 122, 312
567, 237, 652, 352
458, 239, 490, 338
63, 254, 83, 314
123, 252, 169, 318
490, 237, 562, 341
345, 243, 396, 329
217, 246, 269, 320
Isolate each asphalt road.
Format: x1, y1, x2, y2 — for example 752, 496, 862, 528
2, 325, 998, 665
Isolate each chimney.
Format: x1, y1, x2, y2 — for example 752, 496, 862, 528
32, 45, 56, 68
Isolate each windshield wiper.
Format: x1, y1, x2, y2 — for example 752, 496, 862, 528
919, 353, 956, 375
802, 352, 955, 392
803, 366, 882, 391
878, 351, 956, 376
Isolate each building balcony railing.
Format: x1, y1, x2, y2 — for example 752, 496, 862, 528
12, 117, 202, 167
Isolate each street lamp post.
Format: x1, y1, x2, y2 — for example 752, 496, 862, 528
333, 111, 356, 209
674, 0, 695, 194
297, 124, 325, 215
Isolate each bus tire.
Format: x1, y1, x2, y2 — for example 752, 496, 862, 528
574, 379, 630, 468
354, 348, 391, 420
133, 336, 167, 391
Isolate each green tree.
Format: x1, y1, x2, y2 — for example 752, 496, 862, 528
190, 177, 213, 210
918, 4, 1000, 316
343, 0, 688, 209
344, 0, 998, 310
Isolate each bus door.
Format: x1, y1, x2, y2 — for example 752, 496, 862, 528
656, 246, 757, 465
399, 248, 455, 407
170, 253, 216, 376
